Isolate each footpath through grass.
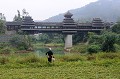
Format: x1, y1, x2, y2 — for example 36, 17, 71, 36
0, 53, 119, 79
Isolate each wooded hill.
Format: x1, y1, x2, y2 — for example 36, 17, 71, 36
44, 0, 120, 22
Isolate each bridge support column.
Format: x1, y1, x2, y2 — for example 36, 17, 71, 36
64, 35, 72, 49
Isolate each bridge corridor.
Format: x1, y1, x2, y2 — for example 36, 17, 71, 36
5, 11, 110, 49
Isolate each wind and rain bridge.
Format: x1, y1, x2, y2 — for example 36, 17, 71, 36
5, 12, 110, 48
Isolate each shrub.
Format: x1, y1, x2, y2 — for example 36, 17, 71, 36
87, 55, 96, 60
100, 53, 120, 59
59, 54, 86, 62
114, 44, 120, 52
18, 55, 40, 64
101, 33, 116, 52
9, 35, 31, 50
71, 43, 88, 53
0, 42, 9, 49
0, 47, 13, 54
87, 45, 100, 54
0, 57, 9, 64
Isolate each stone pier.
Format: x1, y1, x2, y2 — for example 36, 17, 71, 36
64, 35, 72, 49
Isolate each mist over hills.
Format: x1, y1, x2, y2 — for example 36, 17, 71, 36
44, 0, 120, 22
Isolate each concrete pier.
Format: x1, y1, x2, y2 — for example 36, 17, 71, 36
64, 35, 72, 49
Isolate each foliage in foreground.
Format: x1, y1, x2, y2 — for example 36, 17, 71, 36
0, 52, 119, 67
0, 53, 119, 79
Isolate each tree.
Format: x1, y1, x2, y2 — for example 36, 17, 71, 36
38, 33, 50, 44
73, 32, 88, 45
87, 32, 104, 45
9, 35, 33, 50
0, 20, 5, 34
111, 22, 120, 34
101, 32, 116, 52
87, 31, 118, 52
0, 13, 6, 34
13, 10, 22, 22
22, 9, 29, 17
0, 13, 6, 21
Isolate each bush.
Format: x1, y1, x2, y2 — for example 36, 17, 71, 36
18, 55, 40, 64
0, 43, 9, 49
0, 47, 13, 54
87, 55, 96, 60
101, 32, 116, 52
9, 35, 30, 50
100, 53, 120, 59
0, 57, 9, 64
87, 45, 100, 54
71, 43, 88, 53
59, 54, 86, 62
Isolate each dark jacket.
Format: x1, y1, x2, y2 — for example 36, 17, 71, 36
46, 50, 53, 56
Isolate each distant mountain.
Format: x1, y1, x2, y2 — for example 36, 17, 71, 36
44, 0, 120, 22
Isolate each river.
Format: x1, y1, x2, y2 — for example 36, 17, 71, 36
35, 47, 65, 57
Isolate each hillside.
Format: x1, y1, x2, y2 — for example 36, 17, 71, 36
44, 0, 120, 22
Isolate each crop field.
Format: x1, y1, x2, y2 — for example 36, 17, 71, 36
0, 53, 119, 79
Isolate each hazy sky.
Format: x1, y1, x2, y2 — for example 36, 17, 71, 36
0, 0, 97, 21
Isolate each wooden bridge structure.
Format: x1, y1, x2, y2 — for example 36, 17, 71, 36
5, 11, 110, 48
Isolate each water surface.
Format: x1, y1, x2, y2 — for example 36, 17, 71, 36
35, 47, 64, 57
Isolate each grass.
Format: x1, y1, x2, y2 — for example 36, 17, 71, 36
0, 64, 119, 79
71, 43, 88, 53
0, 52, 119, 79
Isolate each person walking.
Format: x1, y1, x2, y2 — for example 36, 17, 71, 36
46, 48, 53, 63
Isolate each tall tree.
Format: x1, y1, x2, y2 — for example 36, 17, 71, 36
111, 22, 120, 34
0, 13, 6, 21
0, 13, 6, 34
22, 9, 29, 16
13, 10, 22, 22
0, 20, 5, 34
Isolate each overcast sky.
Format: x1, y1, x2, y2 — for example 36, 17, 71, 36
0, 0, 97, 21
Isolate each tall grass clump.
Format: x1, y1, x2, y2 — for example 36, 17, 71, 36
71, 43, 88, 53
58, 53, 86, 62
98, 52, 120, 59
17, 54, 40, 64
0, 47, 13, 54
87, 55, 96, 61
0, 56, 9, 64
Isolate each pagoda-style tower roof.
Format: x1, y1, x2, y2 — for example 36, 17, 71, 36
63, 11, 76, 24
64, 11, 73, 18
92, 18, 104, 27
62, 11, 77, 34
21, 16, 35, 29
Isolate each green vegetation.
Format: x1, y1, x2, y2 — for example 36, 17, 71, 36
87, 29, 120, 53
9, 35, 33, 50
0, 53, 119, 79
13, 10, 22, 22
36, 33, 64, 44
87, 45, 100, 54
0, 20, 5, 34
73, 32, 87, 44
0, 13, 6, 34
0, 15, 120, 79
111, 22, 120, 34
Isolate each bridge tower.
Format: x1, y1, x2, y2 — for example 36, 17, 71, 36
21, 16, 35, 34
62, 11, 77, 49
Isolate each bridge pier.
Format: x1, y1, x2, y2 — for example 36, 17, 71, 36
64, 35, 72, 49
